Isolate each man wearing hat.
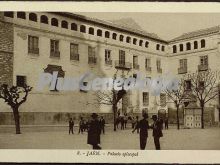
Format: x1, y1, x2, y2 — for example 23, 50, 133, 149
132, 113, 149, 150
151, 115, 163, 150
87, 113, 102, 150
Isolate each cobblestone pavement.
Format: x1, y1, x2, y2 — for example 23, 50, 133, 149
0, 125, 219, 150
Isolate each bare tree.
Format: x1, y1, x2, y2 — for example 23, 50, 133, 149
187, 69, 219, 129
164, 77, 186, 129
96, 88, 126, 131
0, 84, 32, 134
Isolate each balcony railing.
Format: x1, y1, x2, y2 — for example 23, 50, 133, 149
50, 51, 60, 58
70, 54, 79, 61
178, 67, 187, 74
198, 64, 208, 71
105, 60, 112, 65
88, 56, 97, 64
28, 48, 39, 55
157, 68, 162, 73
115, 61, 132, 70
133, 64, 140, 70
145, 67, 151, 72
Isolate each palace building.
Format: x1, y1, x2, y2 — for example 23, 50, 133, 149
0, 12, 219, 126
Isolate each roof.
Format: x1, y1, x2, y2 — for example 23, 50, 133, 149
170, 25, 220, 42
51, 12, 167, 43
51, 12, 220, 44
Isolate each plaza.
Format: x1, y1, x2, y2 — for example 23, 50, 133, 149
0, 125, 219, 150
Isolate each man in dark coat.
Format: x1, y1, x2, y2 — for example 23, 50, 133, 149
164, 118, 168, 130
78, 117, 84, 134
132, 113, 149, 150
99, 116, 105, 134
87, 113, 101, 150
152, 115, 163, 150
69, 118, 74, 134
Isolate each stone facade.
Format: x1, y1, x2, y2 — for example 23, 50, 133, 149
0, 12, 219, 126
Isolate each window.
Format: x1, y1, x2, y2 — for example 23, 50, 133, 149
173, 45, 177, 53
80, 82, 88, 93
97, 29, 102, 36
40, 15, 48, 24
126, 36, 131, 43
133, 74, 137, 79
133, 38, 137, 45
201, 39, 205, 48
119, 35, 124, 42
180, 59, 187, 68
139, 40, 143, 46
145, 58, 151, 69
88, 46, 96, 64
50, 40, 60, 58
44, 65, 65, 91
29, 13, 37, 22
186, 42, 191, 50
61, 21, 68, 29
199, 81, 205, 89
80, 25, 86, 33
71, 23, 77, 31
89, 27, 94, 35
160, 93, 166, 106
200, 55, 208, 65
70, 43, 79, 61
180, 44, 183, 52
51, 18, 58, 27
133, 56, 138, 69
105, 31, 110, 38
17, 12, 26, 19
185, 80, 192, 90
161, 45, 165, 51
194, 41, 198, 49
4, 12, 14, 18
16, 76, 26, 87
143, 92, 149, 106
105, 49, 112, 65
156, 59, 161, 72
145, 41, 149, 48
119, 50, 125, 65
28, 36, 39, 54
156, 44, 160, 50
112, 33, 117, 40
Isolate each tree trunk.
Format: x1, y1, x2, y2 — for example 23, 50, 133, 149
201, 102, 205, 129
176, 105, 180, 130
113, 104, 117, 131
13, 107, 21, 134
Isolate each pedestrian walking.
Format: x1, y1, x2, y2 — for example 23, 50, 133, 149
87, 113, 102, 150
69, 118, 74, 134
124, 114, 128, 128
120, 116, 125, 130
132, 113, 149, 150
151, 115, 163, 150
164, 118, 168, 130
99, 116, 105, 134
135, 116, 139, 133
78, 117, 84, 134
131, 117, 135, 129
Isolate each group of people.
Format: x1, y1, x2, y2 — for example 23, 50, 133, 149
69, 113, 166, 150
68, 116, 105, 135
132, 113, 163, 150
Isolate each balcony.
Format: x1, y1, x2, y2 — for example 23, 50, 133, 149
115, 61, 132, 70
70, 54, 79, 61
133, 64, 140, 70
198, 64, 208, 71
145, 67, 151, 72
178, 67, 187, 74
28, 48, 39, 55
50, 51, 60, 58
157, 68, 162, 73
88, 56, 97, 64
105, 60, 112, 65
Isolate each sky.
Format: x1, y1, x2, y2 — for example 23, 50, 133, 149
78, 12, 220, 40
